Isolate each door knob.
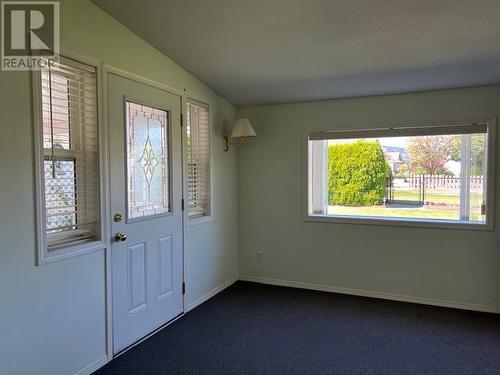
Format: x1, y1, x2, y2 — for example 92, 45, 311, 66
113, 232, 127, 242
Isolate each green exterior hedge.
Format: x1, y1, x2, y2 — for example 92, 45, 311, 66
328, 141, 390, 206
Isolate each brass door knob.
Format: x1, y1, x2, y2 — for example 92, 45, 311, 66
113, 232, 127, 242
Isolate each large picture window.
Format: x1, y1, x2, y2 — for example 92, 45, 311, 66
307, 122, 494, 228
186, 99, 211, 219
35, 56, 100, 262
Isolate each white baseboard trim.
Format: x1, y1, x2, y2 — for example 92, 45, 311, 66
185, 276, 238, 312
239, 275, 500, 314
73, 355, 108, 375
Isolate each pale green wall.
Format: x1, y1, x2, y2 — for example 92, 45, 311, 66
237, 86, 500, 309
0, 1, 237, 374
2, 2, 499, 374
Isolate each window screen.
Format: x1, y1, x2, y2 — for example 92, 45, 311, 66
186, 99, 210, 219
39, 56, 99, 249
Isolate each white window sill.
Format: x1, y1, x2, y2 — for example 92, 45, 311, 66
38, 240, 105, 265
304, 214, 493, 231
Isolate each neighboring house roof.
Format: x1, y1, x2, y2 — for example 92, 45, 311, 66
381, 145, 409, 163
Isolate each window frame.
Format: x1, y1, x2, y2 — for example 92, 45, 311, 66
33, 55, 105, 265
184, 97, 213, 225
303, 119, 496, 231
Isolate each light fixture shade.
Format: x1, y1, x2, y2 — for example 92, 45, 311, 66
230, 118, 256, 138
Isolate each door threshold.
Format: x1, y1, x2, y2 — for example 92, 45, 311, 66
113, 312, 185, 358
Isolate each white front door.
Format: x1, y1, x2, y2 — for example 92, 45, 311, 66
108, 73, 184, 354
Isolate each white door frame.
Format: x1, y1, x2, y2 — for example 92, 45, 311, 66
101, 64, 188, 359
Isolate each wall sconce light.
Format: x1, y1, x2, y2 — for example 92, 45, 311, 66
223, 118, 256, 152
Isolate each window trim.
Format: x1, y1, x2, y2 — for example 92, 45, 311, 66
33, 55, 105, 265
303, 118, 496, 231
184, 96, 213, 225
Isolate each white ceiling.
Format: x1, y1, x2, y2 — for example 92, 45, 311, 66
93, 0, 500, 105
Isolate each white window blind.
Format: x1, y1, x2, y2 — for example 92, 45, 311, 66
39, 56, 100, 250
186, 99, 210, 218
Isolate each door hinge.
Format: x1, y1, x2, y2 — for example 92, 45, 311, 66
181, 198, 185, 211
182, 282, 186, 295
180, 112, 183, 127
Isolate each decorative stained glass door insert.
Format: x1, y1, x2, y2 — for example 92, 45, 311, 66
126, 101, 170, 220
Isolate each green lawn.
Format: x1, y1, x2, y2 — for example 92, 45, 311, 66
328, 205, 460, 220
392, 189, 482, 206
327, 188, 485, 222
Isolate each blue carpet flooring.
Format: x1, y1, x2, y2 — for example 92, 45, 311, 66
95, 281, 500, 375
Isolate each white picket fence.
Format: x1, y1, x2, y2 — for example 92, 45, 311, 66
406, 174, 483, 191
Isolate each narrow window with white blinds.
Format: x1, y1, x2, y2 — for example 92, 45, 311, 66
186, 99, 210, 219
36, 56, 100, 254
